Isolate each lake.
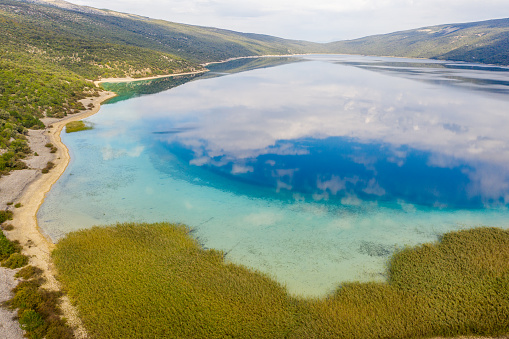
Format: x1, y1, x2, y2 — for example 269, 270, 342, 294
38, 55, 509, 297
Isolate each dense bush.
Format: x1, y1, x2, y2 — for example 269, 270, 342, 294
7, 266, 74, 339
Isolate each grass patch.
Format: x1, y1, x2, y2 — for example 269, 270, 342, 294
53, 223, 509, 338
16, 265, 43, 280
65, 120, 92, 133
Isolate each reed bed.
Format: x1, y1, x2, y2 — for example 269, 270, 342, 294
65, 121, 92, 133
52, 223, 509, 338
53, 223, 294, 338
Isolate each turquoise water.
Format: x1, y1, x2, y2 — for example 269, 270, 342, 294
39, 55, 509, 297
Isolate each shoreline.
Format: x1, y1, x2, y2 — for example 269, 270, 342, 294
0, 66, 230, 336
2, 90, 116, 338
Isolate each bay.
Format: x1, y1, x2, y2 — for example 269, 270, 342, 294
38, 55, 509, 297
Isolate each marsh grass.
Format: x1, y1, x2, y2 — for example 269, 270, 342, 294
65, 121, 92, 133
53, 223, 509, 338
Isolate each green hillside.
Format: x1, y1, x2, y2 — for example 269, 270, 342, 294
12, 0, 324, 63
0, 0, 320, 176
327, 18, 509, 65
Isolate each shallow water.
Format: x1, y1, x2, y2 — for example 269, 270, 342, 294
39, 55, 509, 297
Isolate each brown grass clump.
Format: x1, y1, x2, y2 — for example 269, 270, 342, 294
52, 223, 509, 338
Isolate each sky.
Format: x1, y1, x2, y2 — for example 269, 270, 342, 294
71, 0, 509, 42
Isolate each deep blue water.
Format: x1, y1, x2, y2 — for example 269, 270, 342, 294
39, 55, 509, 296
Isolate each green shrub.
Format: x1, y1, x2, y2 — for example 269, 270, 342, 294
0, 210, 13, 224
45, 320, 74, 339
16, 265, 43, 280
2, 252, 29, 269
2, 223, 14, 231
41, 161, 55, 174
8, 278, 73, 339
0, 229, 16, 260
11, 282, 43, 310
19, 309, 45, 333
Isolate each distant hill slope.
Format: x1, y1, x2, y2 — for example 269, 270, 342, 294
12, 0, 324, 63
327, 18, 509, 66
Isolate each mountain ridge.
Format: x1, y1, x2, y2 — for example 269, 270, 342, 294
327, 17, 509, 66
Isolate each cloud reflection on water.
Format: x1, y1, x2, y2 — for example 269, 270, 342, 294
109, 56, 509, 208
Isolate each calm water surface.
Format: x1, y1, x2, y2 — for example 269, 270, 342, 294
39, 55, 509, 297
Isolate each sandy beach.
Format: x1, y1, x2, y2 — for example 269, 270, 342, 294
0, 90, 116, 338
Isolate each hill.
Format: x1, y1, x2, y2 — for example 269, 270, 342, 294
0, 0, 322, 175
14, 0, 324, 63
327, 18, 509, 66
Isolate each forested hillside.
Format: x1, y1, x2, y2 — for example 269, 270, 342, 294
327, 18, 509, 66
0, 0, 200, 175
1, 0, 318, 176
13, 0, 324, 63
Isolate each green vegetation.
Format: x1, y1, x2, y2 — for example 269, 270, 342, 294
2, 252, 28, 269
0, 222, 27, 269
0, 227, 17, 260
0, 0, 320, 176
0, 0, 201, 176
53, 223, 509, 338
53, 223, 294, 338
41, 161, 55, 174
327, 18, 509, 66
6, 268, 74, 339
44, 143, 57, 154
15, 265, 43, 280
65, 120, 91, 133
0, 210, 13, 224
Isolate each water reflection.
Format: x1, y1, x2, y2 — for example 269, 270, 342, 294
38, 55, 509, 296
132, 55, 509, 209
100, 73, 204, 104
